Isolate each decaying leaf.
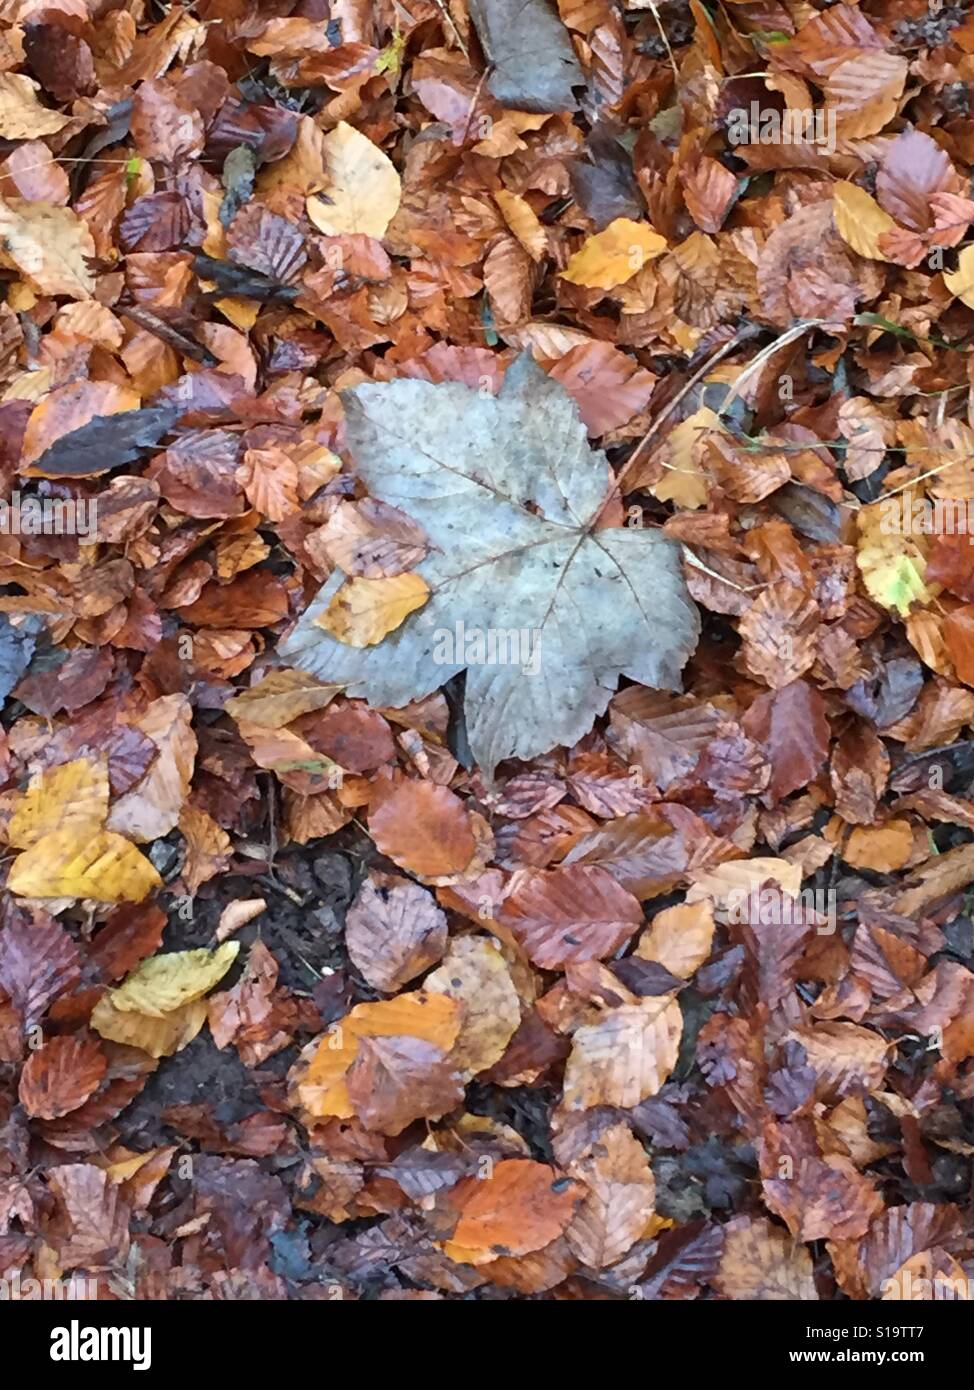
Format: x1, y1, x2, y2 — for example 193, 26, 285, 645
306, 122, 401, 238
284, 356, 700, 776
109, 943, 240, 1018
345, 872, 449, 992
468, 0, 583, 113
563, 996, 683, 1109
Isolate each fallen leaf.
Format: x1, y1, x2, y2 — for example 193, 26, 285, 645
566, 1122, 656, 1268
425, 935, 521, 1077
0, 73, 71, 138
833, 181, 898, 261
635, 900, 714, 979
306, 122, 401, 238
110, 943, 240, 1018
499, 863, 643, 967
563, 996, 683, 1109
0, 199, 94, 299
445, 1158, 578, 1263
369, 781, 477, 877
9, 830, 162, 903
8, 758, 108, 849
283, 356, 699, 776
90, 994, 208, 1059
107, 694, 197, 843
18, 1036, 107, 1119
318, 572, 430, 647
345, 872, 449, 992
561, 218, 668, 289
468, 0, 583, 113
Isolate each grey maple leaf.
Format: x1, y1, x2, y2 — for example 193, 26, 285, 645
281, 355, 700, 777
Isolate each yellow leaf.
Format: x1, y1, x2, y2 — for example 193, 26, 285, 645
832, 181, 897, 261
91, 995, 208, 1058
294, 990, 460, 1119
857, 499, 933, 616
225, 669, 341, 728
318, 572, 429, 647
110, 943, 240, 1018
0, 199, 94, 299
649, 407, 720, 509
636, 900, 715, 979
561, 218, 668, 289
306, 121, 401, 238
494, 190, 547, 262
0, 74, 70, 139
424, 936, 520, 1079
8, 758, 108, 849
944, 244, 974, 309
8, 829, 162, 902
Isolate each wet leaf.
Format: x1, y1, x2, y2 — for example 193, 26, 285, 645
284, 356, 699, 776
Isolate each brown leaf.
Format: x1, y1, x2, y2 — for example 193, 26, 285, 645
715, 1216, 818, 1300
345, 1033, 463, 1136
345, 872, 448, 992
307, 498, 428, 578
369, 781, 477, 878
563, 996, 682, 1109
499, 863, 643, 968
18, 1036, 107, 1119
565, 1122, 656, 1268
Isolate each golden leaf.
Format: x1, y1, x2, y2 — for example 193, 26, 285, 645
561, 218, 668, 289
425, 935, 520, 1079
648, 407, 720, 509
91, 994, 208, 1058
110, 942, 240, 1018
306, 121, 401, 238
317, 572, 429, 647
944, 244, 974, 309
8, 758, 108, 849
832, 181, 897, 261
8, 829, 162, 903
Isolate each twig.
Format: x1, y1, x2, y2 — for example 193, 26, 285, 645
714, 318, 827, 422
458, 64, 493, 145
610, 323, 763, 499
432, 0, 469, 59
118, 304, 218, 366
645, 1, 679, 82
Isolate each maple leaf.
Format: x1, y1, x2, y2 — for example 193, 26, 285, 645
284, 356, 700, 776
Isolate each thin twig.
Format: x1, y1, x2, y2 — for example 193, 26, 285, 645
610, 323, 763, 499
458, 64, 492, 145
432, 0, 469, 59
715, 318, 827, 421
645, 1, 679, 82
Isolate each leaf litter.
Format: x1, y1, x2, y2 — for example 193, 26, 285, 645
0, 0, 974, 1310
